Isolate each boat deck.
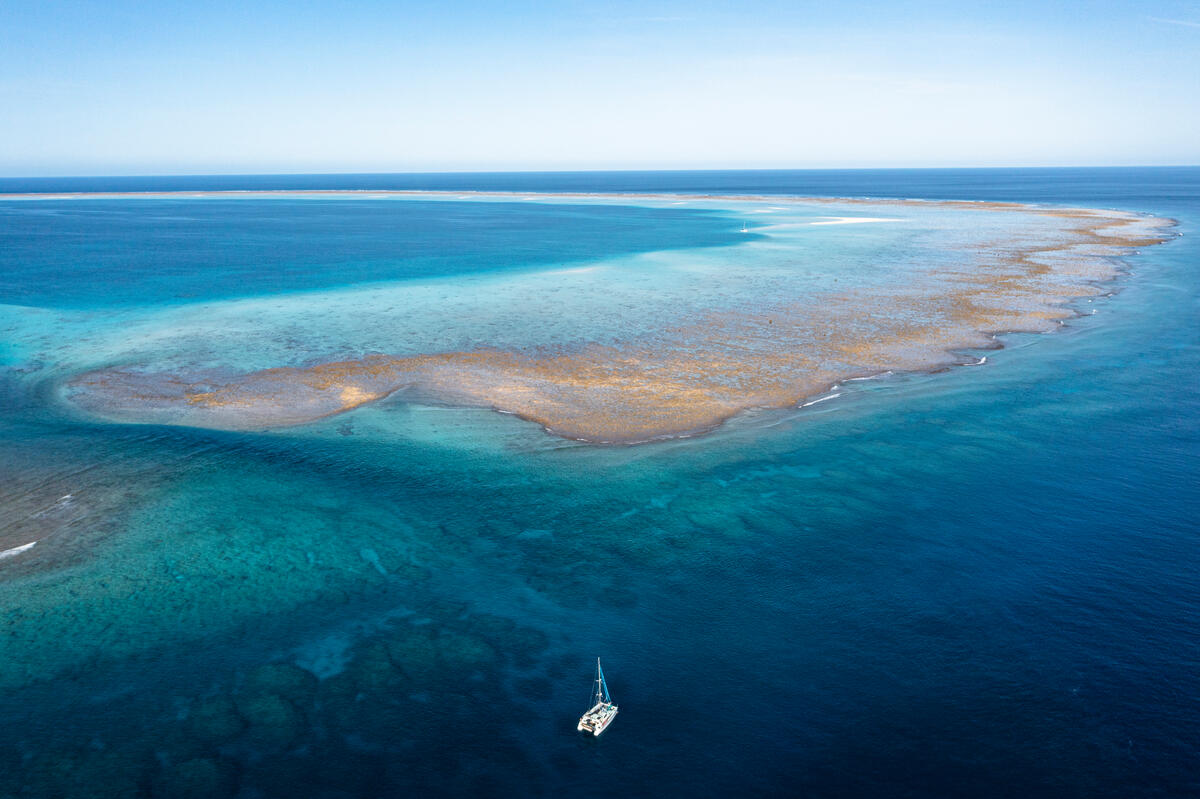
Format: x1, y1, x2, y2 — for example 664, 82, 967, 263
578, 701, 618, 736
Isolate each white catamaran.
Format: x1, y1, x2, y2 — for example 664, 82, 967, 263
577, 658, 618, 736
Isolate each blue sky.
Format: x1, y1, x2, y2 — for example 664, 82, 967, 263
1, 0, 1198, 175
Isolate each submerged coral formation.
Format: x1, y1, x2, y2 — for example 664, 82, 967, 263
7, 611, 551, 797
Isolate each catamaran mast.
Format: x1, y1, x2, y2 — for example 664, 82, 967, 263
597, 658, 609, 704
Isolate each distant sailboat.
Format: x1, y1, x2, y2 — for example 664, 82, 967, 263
740, 221, 750, 233
577, 658, 618, 736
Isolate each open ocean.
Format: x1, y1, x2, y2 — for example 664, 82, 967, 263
0, 168, 1197, 798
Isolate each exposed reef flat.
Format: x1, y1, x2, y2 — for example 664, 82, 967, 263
61, 194, 1174, 443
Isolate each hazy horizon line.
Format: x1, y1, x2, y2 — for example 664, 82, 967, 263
3, 164, 1199, 181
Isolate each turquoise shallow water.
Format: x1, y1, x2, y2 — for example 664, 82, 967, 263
0, 169, 1197, 798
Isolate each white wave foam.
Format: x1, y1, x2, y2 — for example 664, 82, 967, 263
0, 541, 37, 560
801, 392, 842, 408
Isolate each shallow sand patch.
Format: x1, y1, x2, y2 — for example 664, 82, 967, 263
809, 216, 902, 225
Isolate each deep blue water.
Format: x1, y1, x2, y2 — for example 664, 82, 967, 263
3, 166, 1199, 205
0, 169, 1197, 798
0, 199, 737, 308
